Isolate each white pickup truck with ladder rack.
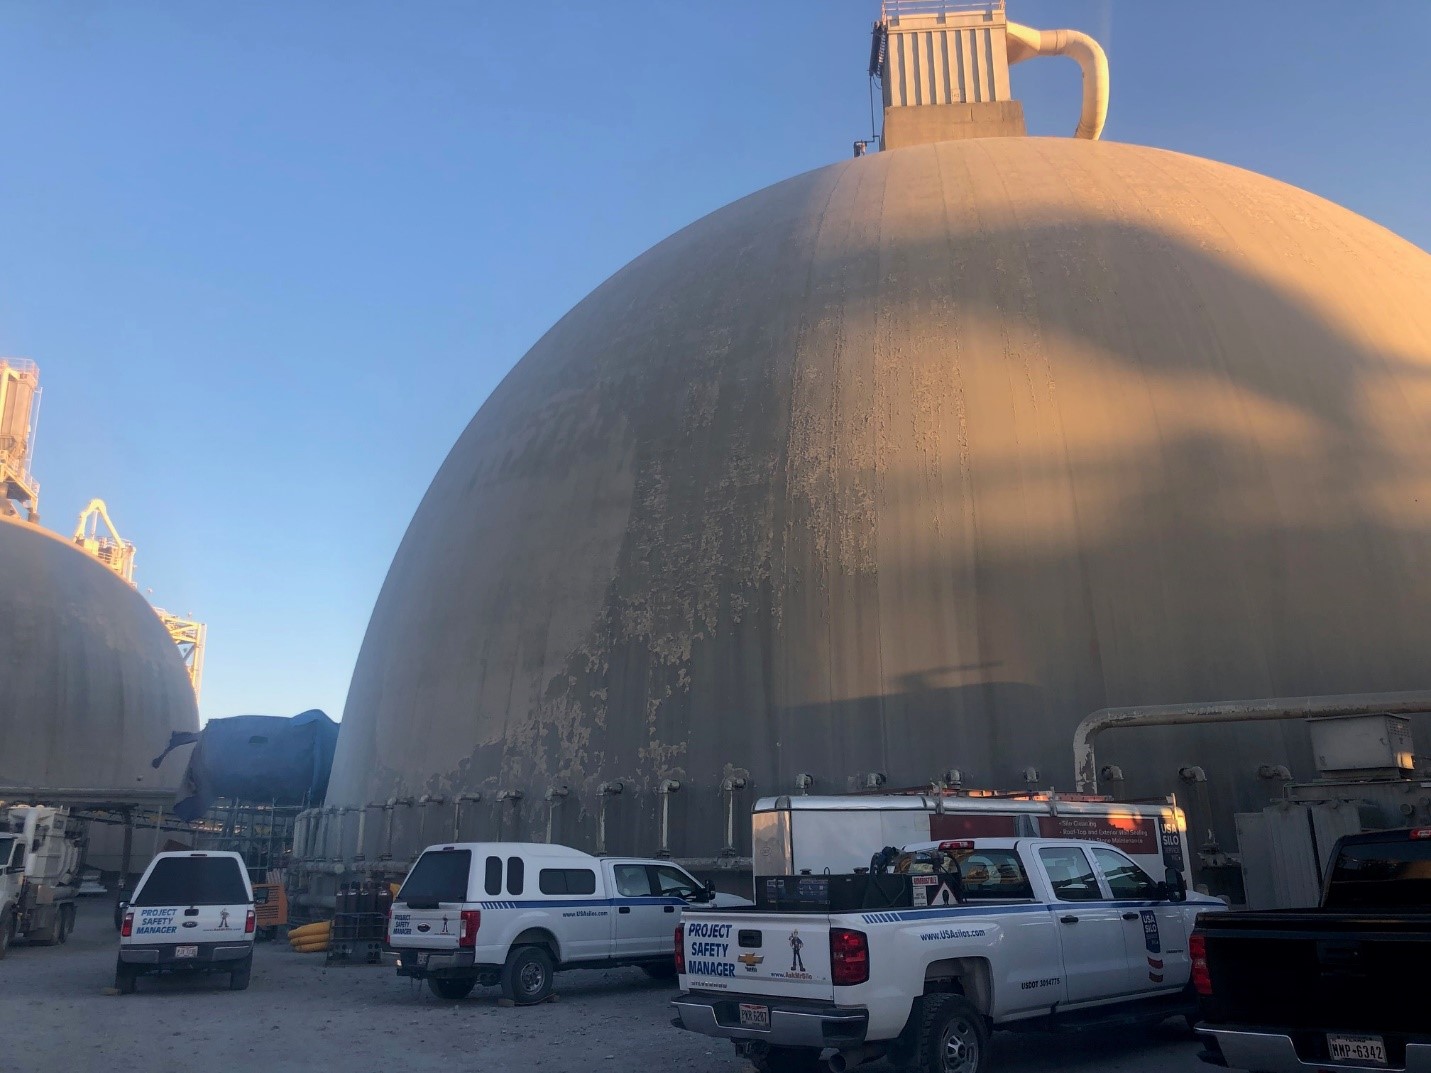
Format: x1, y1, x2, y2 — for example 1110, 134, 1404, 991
671, 837, 1224, 1073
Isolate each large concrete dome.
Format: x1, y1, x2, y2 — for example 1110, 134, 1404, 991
330, 137, 1431, 858
0, 517, 199, 789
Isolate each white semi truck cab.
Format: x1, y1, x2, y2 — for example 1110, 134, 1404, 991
0, 806, 82, 955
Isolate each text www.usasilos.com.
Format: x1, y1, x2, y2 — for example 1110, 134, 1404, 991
919, 928, 987, 942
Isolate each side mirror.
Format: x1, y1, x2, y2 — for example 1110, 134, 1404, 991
1162, 867, 1188, 903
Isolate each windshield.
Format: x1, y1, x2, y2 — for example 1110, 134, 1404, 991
134, 857, 249, 906
398, 849, 471, 906
0, 835, 16, 868
1324, 839, 1431, 909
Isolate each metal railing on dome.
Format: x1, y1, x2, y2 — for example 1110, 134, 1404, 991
882, 0, 1003, 20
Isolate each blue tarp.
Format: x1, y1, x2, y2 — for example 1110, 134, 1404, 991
152, 710, 339, 821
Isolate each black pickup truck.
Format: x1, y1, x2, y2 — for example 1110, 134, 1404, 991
1193, 826, 1431, 1072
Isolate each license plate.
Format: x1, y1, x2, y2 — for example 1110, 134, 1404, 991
174, 945, 198, 959
1328, 1033, 1387, 1065
738, 1003, 770, 1030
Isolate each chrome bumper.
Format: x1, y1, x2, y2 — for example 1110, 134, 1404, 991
119, 942, 252, 966
671, 992, 868, 1049
1200, 1027, 1431, 1073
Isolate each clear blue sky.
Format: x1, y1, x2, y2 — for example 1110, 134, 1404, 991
2, 1, 1428, 723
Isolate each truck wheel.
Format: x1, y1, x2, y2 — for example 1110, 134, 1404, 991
427, 976, 478, 1000
115, 961, 138, 995
229, 954, 253, 991
37, 911, 62, 946
500, 945, 554, 1005
58, 904, 75, 944
0, 911, 12, 959
917, 994, 988, 1073
750, 1046, 823, 1073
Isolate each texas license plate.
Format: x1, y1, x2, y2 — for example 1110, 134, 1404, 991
174, 945, 198, 959
1328, 1033, 1387, 1065
738, 1003, 770, 1030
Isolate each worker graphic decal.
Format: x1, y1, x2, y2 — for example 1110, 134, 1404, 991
440, 916, 450, 935
218, 908, 231, 930
788, 930, 805, 973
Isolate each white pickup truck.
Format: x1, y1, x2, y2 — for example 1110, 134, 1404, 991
671, 838, 1225, 1073
388, 841, 748, 1004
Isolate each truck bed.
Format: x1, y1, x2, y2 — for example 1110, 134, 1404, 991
1198, 908, 1431, 1035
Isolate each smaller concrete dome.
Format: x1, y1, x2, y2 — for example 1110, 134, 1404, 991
0, 517, 199, 789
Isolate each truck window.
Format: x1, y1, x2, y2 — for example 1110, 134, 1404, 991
507, 857, 525, 896
538, 868, 597, 895
950, 849, 1034, 900
134, 857, 248, 906
3, 838, 21, 870
485, 855, 503, 896
1090, 847, 1160, 899
650, 865, 700, 897
1038, 847, 1104, 902
613, 864, 652, 897
1324, 839, 1431, 909
398, 849, 472, 905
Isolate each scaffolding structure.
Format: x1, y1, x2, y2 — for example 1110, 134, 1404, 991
0, 358, 41, 521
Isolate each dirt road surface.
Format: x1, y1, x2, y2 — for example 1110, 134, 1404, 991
0, 901, 1213, 1073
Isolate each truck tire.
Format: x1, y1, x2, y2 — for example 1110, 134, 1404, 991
37, 910, 62, 946
115, 960, 138, 995
229, 954, 253, 991
58, 904, 75, 944
500, 945, 554, 1005
750, 1046, 823, 1073
427, 976, 478, 1000
0, 910, 12, 959
917, 994, 989, 1073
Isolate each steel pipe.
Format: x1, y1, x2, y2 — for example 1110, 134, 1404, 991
1074, 690, 1431, 793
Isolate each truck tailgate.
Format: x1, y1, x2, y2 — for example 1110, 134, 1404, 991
1201, 910, 1431, 1033
681, 912, 835, 999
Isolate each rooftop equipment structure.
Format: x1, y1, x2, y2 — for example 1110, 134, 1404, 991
0, 358, 41, 522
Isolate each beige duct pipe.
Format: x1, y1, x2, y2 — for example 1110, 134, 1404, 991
1006, 22, 1108, 140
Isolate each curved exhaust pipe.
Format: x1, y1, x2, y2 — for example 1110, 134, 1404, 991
1006, 22, 1109, 140
825, 1043, 885, 1072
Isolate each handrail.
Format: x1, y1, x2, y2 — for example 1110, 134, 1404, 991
882, 1, 1003, 19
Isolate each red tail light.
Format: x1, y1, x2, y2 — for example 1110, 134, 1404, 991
458, 910, 481, 948
1190, 932, 1212, 996
674, 924, 686, 975
1412, 827, 1431, 840
121, 910, 134, 938
830, 928, 870, 986
244, 909, 256, 934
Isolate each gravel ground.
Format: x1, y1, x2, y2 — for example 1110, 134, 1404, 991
0, 900, 1214, 1073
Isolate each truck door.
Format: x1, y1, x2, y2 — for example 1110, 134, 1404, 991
1088, 846, 1190, 993
646, 865, 702, 952
1036, 846, 1137, 1004
609, 863, 665, 957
